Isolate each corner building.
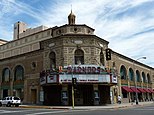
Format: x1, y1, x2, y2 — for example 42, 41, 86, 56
0, 11, 154, 105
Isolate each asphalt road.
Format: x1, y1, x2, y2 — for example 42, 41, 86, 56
0, 103, 154, 115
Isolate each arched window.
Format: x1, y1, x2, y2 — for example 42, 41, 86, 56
100, 50, 104, 66
74, 49, 84, 65
14, 65, 24, 81
2, 68, 10, 82
129, 68, 134, 81
147, 74, 151, 83
120, 65, 127, 79
136, 70, 140, 82
49, 52, 56, 69
142, 72, 146, 83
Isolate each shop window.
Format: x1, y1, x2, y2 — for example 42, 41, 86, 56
120, 65, 127, 80
49, 52, 56, 69
74, 49, 84, 65
122, 92, 127, 98
2, 68, 10, 82
14, 65, 24, 81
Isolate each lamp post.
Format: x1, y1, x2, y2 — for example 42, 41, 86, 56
133, 57, 146, 105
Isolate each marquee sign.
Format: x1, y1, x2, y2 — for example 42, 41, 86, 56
65, 65, 109, 74
59, 74, 111, 83
40, 65, 117, 85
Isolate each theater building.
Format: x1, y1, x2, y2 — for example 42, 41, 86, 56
0, 11, 154, 105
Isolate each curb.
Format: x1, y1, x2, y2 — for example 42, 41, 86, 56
19, 102, 153, 110
19, 105, 70, 110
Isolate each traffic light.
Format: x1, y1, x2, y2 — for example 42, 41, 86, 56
72, 78, 77, 89
106, 48, 111, 60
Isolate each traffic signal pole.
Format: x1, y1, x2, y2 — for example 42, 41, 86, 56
72, 78, 77, 109
72, 85, 74, 109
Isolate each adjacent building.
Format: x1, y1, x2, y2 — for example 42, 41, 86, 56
0, 11, 154, 105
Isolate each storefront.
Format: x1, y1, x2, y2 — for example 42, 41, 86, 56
121, 86, 154, 103
40, 65, 117, 106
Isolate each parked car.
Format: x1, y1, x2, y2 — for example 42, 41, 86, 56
0, 96, 21, 107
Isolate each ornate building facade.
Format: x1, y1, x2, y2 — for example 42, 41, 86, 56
0, 11, 154, 105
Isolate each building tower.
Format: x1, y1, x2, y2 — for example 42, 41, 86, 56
68, 10, 76, 25
13, 21, 27, 40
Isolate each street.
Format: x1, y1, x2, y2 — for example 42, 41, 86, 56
0, 103, 154, 115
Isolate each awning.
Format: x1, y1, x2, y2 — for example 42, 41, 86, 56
121, 86, 133, 92
143, 88, 151, 93
137, 88, 146, 93
130, 87, 140, 93
148, 89, 154, 93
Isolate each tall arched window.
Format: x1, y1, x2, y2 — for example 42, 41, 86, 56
142, 72, 146, 83
120, 65, 127, 79
136, 70, 140, 82
147, 74, 151, 83
74, 49, 84, 65
100, 50, 104, 66
14, 65, 24, 81
2, 68, 10, 82
49, 52, 56, 69
129, 68, 134, 81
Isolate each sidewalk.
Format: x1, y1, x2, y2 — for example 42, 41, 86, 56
19, 101, 154, 110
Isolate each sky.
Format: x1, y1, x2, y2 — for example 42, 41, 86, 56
0, 0, 154, 67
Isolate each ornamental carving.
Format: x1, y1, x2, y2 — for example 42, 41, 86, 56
1, 81, 10, 86
13, 80, 24, 85
56, 48, 61, 55
68, 47, 74, 54
83, 47, 90, 54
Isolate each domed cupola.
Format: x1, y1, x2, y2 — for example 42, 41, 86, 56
68, 10, 76, 25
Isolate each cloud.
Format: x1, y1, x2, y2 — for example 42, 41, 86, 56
0, 0, 153, 67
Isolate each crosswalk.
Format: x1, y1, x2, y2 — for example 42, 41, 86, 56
0, 105, 154, 114
0, 109, 68, 115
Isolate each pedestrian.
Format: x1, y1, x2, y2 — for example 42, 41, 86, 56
118, 95, 121, 104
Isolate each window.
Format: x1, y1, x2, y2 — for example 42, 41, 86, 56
142, 72, 146, 83
136, 70, 140, 82
120, 65, 127, 79
14, 65, 24, 81
49, 52, 56, 69
147, 74, 150, 83
2, 68, 10, 82
74, 49, 84, 65
129, 68, 134, 81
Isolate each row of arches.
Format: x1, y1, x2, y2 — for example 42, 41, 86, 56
2, 65, 24, 82
49, 48, 105, 69
120, 65, 151, 83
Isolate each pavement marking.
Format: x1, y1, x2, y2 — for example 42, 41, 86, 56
133, 109, 154, 111
26, 110, 68, 115
26, 109, 100, 115
0, 110, 19, 114
0, 109, 56, 114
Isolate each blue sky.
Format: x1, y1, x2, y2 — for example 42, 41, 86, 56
0, 0, 154, 67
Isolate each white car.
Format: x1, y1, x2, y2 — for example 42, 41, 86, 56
0, 96, 21, 107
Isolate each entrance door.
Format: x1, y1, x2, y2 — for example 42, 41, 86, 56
3, 89, 8, 98
75, 85, 93, 105
31, 89, 37, 104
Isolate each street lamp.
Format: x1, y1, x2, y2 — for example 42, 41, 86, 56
133, 57, 146, 105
